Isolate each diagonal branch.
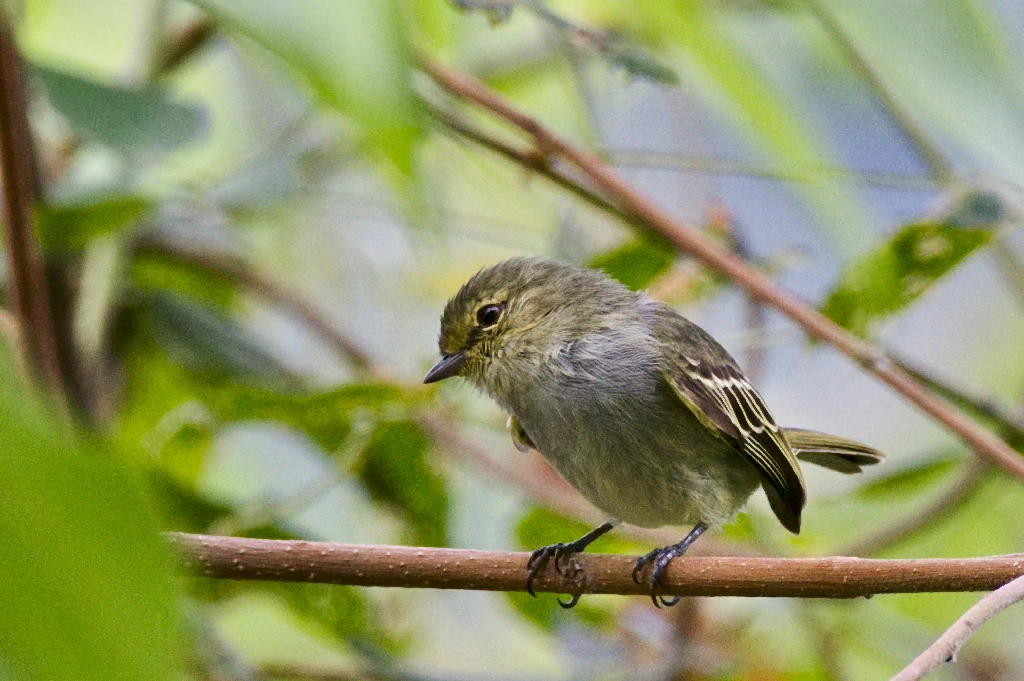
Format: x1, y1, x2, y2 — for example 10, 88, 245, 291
418, 56, 1024, 484
136, 239, 379, 375
0, 17, 66, 404
890, 574, 1024, 681
171, 533, 1024, 599
799, 0, 954, 184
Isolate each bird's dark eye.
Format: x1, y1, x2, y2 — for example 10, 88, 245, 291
476, 303, 504, 328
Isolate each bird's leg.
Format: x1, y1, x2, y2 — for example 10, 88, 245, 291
632, 522, 707, 608
526, 521, 617, 609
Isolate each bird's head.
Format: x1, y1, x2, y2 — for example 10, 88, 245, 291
423, 257, 637, 390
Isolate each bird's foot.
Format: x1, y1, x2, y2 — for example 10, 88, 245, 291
525, 522, 617, 609
526, 541, 587, 608
631, 522, 708, 608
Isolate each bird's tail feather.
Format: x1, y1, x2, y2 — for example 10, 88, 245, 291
783, 428, 885, 474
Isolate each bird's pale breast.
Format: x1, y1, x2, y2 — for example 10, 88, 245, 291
495, 326, 762, 529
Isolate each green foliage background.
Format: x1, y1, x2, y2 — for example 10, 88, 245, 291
3, 0, 1024, 679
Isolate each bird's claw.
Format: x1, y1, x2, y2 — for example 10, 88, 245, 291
632, 522, 707, 608
632, 545, 687, 608
525, 542, 585, 606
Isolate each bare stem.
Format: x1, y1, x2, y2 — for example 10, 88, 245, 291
137, 240, 379, 376
890, 574, 1024, 681
171, 533, 1024, 599
419, 56, 1024, 483
0, 16, 67, 406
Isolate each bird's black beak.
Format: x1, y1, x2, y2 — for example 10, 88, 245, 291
423, 351, 467, 384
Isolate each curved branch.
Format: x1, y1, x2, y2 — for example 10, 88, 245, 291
890, 574, 1024, 681
418, 56, 1024, 483
136, 240, 379, 376
171, 533, 1024, 599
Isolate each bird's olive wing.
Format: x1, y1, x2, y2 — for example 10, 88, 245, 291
664, 359, 806, 533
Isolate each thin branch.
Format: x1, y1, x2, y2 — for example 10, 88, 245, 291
419, 56, 1024, 483
0, 15, 67, 405
891, 354, 1024, 445
890, 574, 1024, 681
426, 104, 633, 225
157, 16, 215, 76
800, 0, 955, 184
171, 533, 1024, 599
136, 240, 379, 376
841, 459, 989, 557
607, 150, 938, 191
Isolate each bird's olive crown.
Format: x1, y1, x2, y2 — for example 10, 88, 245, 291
436, 257, 637, 369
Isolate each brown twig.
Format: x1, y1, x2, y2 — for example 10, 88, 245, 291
418, 56, 1024, 483
890, 574, 1024, 681
427, 104, 634, 225
0, 16, 67, 405
172, 533, 1024, 599
157, 17, 215, 76
136, 240, 378, 376
892, 354, 1024, 444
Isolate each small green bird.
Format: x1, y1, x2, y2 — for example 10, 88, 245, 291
425, 257, 884, 607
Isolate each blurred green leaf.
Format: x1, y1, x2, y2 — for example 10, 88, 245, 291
191, 0, 422, 177
720, 510, 757, 542
206, 381, 414, 452
149, 470, 233, 533
131, 250, 238, 309
822, 222, 993, 337
855, 456, 959, 501
944, 189, 1008, 228
0, 354, 182, 681
606, 43, 680, 85
504, 590, 611, 630
34, 64, 204, 152
589, 235, 675, 290
37, 195, 151, 251
273, 582, 404, 654
356, 421, 448, 547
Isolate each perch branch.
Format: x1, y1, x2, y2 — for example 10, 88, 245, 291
171, 533, 1024, 599
890, 574, 1024, 681
419, 56, 1024, 483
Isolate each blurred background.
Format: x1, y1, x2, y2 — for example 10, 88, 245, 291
3, 0, 1024, 679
